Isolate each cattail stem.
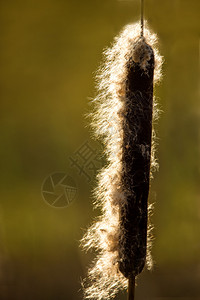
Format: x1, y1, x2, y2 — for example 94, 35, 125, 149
141, 0, 144, 36
128, 275, 135, 300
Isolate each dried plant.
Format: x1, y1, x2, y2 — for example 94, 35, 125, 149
81, 21, 163, 300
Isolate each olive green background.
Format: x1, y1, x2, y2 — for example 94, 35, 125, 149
0, 0, 199, 299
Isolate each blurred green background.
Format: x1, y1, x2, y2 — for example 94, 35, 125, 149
0, 0, 199, 299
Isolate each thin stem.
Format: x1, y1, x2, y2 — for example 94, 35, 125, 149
128, 275, 135, 300
141, 0, 144, 36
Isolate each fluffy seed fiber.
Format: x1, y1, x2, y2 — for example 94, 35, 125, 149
81, 21, 163, 300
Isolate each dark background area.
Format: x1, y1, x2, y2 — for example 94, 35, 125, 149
0, 0, 199, 299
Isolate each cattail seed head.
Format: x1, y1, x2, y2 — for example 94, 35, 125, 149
81, 21, 163, 300
118, 37, 154, 278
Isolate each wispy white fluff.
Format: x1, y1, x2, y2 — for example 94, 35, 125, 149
81, 21, 163, 300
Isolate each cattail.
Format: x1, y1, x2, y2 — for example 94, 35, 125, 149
81, 21, 162, 300
119, 36, 154, 279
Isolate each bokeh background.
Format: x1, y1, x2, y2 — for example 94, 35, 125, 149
0, 0, 200, 299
